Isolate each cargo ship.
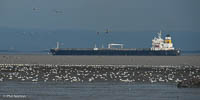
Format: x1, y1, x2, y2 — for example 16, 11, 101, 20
50, 31, 181, 56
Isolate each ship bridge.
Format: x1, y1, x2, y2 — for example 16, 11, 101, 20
151, 31, 175, 51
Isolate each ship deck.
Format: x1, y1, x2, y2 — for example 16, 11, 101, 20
52, 48, 151, 51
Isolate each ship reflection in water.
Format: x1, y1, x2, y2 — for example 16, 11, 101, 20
0, 64, 200, 100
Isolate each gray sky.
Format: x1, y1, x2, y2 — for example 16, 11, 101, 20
0, 0, 200, 31
0, 0, 200, 51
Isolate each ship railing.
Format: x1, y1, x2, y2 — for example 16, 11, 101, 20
52, 48, 152, 51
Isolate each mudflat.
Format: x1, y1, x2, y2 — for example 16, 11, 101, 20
0, 54, 199, 66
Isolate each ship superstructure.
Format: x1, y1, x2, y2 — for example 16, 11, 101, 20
151, 31, 174, 51
50, 31, 181, 56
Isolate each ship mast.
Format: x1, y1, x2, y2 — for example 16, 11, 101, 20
56, 42, 60, 49
158, 30, 162, 39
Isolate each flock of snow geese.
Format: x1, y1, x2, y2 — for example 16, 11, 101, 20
0, 64, 199, 83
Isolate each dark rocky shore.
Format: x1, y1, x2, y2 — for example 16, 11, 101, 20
177, 79, 200, 88
0, 64, 199, 84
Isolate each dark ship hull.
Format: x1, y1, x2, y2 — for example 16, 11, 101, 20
50, 31, 181, 56
50, 48, 181, 56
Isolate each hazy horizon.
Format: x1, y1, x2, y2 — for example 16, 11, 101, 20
0, 27, 199, 51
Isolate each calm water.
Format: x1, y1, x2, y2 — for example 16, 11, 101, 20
0, 82, 200, 100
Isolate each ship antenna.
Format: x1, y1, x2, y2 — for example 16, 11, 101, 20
102, 44, 104, 48
56, 42, 60, 49
158, 30, 162, 39
94, 44, 97, 48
